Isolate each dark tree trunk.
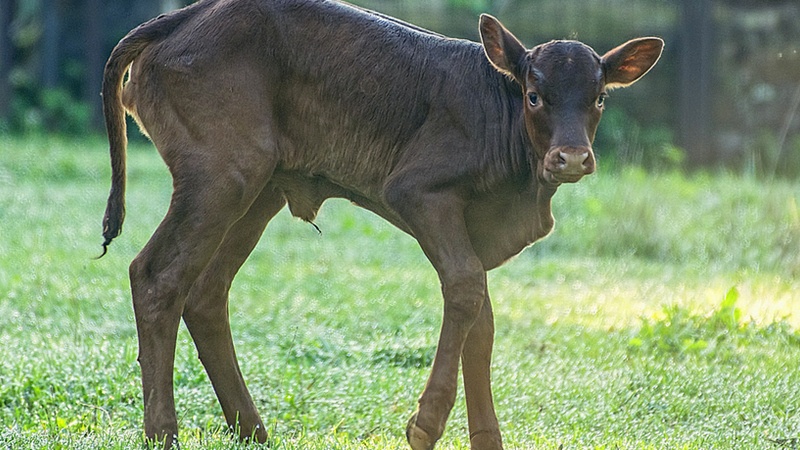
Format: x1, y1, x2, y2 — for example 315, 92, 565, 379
679, 0, 716, 166
0, 0, 14, 122
84, 0, 104, 129
40, 0, 60, 89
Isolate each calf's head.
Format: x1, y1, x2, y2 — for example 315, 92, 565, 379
479, 15, 663, 185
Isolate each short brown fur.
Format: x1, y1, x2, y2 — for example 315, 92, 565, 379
100, 0, 663, 448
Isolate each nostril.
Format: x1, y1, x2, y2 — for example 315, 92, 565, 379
579, 152, 589, 167
558, 152, 568, 166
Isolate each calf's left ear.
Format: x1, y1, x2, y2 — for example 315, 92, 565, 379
601, 37, 664, 89
479, 14, 527, 84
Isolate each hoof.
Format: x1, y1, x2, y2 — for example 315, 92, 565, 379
146, 433, 179, 450
470, 430, 504, 450
406, 412, 435, 450
236, 422, 268, 444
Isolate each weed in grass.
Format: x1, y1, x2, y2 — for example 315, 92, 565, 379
628, 286, 800, 358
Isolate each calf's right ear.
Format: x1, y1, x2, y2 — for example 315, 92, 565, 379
479, 14, 527, 84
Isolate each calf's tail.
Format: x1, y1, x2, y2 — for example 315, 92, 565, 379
98, 8, 194, 257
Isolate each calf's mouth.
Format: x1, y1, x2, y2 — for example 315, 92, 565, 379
542, 146, 596, 184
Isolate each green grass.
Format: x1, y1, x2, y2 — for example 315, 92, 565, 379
1, 134, 799, 449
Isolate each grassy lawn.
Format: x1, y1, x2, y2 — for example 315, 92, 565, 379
1, 135, 799, 449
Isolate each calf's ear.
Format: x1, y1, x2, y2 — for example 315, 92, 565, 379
479, 14, 527, 83
601, 37, 664, 89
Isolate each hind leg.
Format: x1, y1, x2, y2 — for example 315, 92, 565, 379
130, 142, 274, 447
182, 184, 285, 442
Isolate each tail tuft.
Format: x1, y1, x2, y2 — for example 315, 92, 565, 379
97, 199, 125, 259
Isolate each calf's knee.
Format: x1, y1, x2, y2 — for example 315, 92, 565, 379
129, 255, 185, 324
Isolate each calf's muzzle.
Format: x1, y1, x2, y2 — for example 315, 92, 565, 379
542, 146, 596, 184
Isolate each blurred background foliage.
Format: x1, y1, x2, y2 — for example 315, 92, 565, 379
0, 0, 798, 176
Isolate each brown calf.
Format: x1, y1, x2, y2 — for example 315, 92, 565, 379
100, 0, 663, 448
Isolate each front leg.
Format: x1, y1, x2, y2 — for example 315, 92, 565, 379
462, 293, 503, 450
385, 183, 487, 450
408, 265, 486, 450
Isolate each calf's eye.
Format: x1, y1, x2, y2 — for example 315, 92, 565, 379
597, 93, 607, 108
528, 92, 539, 107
